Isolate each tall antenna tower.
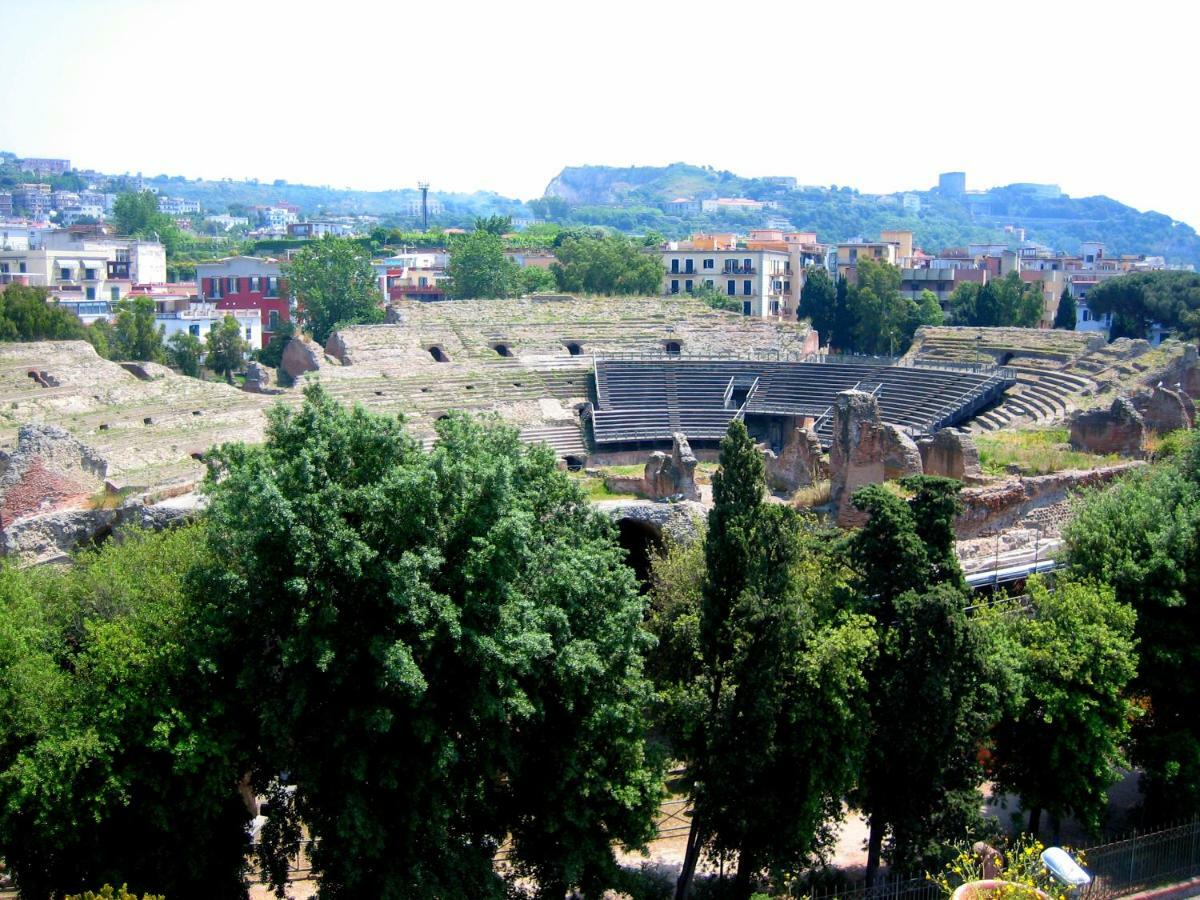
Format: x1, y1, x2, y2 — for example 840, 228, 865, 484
417, 181, 430, 231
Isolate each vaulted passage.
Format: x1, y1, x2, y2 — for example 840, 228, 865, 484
616, 518, 663, 592
428, 346, 449, 362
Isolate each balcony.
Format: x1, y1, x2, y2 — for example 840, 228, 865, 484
107, 261, 131, 279
723, 266, 757, 275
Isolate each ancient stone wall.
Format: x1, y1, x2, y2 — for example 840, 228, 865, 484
764, 425, 828, 493
281, 336, 323, 380
0, 425, 108, 529
917, 428, 984, 483
1069, 397, 1145, 456
1131, 387, 1193, 434
829, 390, 923, 527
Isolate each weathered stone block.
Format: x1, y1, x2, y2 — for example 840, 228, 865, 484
281, 336, 322, 380
1068, 397, 1145, 456
917, 428, 983, 482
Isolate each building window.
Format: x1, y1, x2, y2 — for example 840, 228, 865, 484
60, 267, 71, 280
703, 258, 714, 269
85, 287, 95, 300
18, 262, 26, 273
266, 276, 279, 297
684, 259, 694, 274
269, 309, 280, 329
743, 280, 752, 295
706, 279, 714, 288
246, 328, 253, 341
670, 279, 679, 294
227, 277, 236, 295
249, 276, 261, 292
743, 258, 752, 271
670, 259, 680, 273
111, 287, 120, 302
727, 279, 736, 296
84, 268, 96, 280
685, 279, 693, 292
189, 324, 200, 336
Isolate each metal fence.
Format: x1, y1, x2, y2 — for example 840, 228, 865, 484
1079, 819, 1200, 899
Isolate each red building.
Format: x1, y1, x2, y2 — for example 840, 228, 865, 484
195, 256, 290, 348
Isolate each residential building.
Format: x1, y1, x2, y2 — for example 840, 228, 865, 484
938, 171, 966, 196
205, 214, 250, 231
405, 198, 444, 219
58, 204, 106, 225
158, 196, 201, 215
0, 232, 165, 302
662, 198, 701, 216
194, 256, 290, 348
287, 220, 356, 239
659, 246, 797, 318
260, 205, 299, 228
19, 157, 71, 176
373, 252, 447, 303
153, 298, 261, 350
0, 193, 12, 218
700, 197, 774, 213
836, 239, 898, 280
14, 184, 52, 218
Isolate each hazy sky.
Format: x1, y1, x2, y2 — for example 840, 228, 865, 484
2, 0, 1196, 226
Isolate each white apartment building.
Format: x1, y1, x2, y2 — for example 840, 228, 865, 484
155, 302, 261, 349
659, 247, 796, 318
0, 232, 166, 301
158, 196, 202, 215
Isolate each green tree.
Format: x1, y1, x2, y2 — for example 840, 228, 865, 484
111, 191, 181, 256
846, 259, 917, 355
255, 319, 295, 368
0, 283, 88, 341
167, 330, 203, 377
915, 288, 945, 329
112, 296, 165, 362
948, 273, 1043, 328
832, 273, 853, 351
447, 229, 519, 299
551, 235, 663, 295
191, 386, 662, 898
1063, 447, 1200, 819
1084, 271, 1200, 340
674, 422, 876, 899
516, 264, 557, 293
798, 266, 836, 340
205, 315, 248, 383
0, 528, 249, 899
473, 215, 512, 235
1053, 286, 1077, 330
986, 578, 1138, 835
849, 478, 997, 881
284, 236, 384, 344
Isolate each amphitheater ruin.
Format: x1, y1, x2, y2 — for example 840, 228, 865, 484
3, 294, 1199, 571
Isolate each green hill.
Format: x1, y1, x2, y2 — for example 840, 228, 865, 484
542, 163, 1200, 266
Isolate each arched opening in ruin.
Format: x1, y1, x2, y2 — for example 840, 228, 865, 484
565, 342, 583, 356
192, 410, 203, 416
428, 346, 450, 362
998, 352, 1014, 366
563, 454, 586, 472
616, 518, 664, 593
493, 343, 513, 357
664, 340, 682, 355
143, 417, 153, 425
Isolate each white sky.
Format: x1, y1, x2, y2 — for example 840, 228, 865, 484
2, 0, 1197, 226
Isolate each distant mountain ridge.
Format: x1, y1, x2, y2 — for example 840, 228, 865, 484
543, 163, 1200, 266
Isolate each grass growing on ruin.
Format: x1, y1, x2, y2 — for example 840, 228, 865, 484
976, 427, 1119, 476
790, 480, 831, 508
573, 475, 622, 501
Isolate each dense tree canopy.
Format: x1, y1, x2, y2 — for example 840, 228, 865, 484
798, 266, 836, 340
1063, 437, 1200, 819
671, 422, 876, 899
111, 191, 182, 256
946, 271, 1044, 328
986, 578, 1138, 835
166, 330, 203, 376
205, 315, 249, 383
1053, 286, 1077, 329
1084, 270, 1200, 340
0, 528, 249, 899
111, 296, 165, 362
446, 229, 519, 299
0, 283, 89, 342
550, 235, 663, 296
848, 478, 997, 881
284, 236, 384, 344
191, 386, 662, 898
